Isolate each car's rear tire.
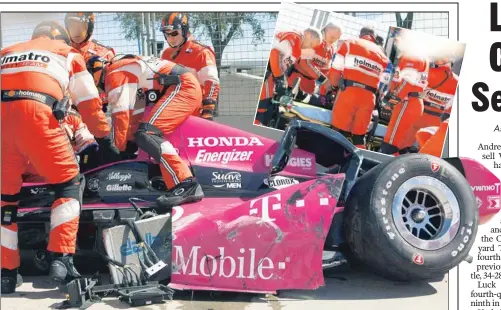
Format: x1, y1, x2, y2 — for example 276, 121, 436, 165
343, 153, 478, 281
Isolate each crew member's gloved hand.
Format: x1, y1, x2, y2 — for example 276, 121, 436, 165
273, 75, 287, 98
120, 140, 139, 160
100, 92, 109, 113
324, 90, 336, 107
96, 136, 121, 164
327, 88, 338, 110
381, 92, 400, 110
316, 74, 327, 86
78, 144, 100, 172
200, 99, 216, 121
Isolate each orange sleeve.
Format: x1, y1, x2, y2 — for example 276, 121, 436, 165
328, 41, 348, 87
105, 67, 139, 152
391, 59, 428, 100
197, 48, 220, 102
291, 35, 303, 61
69, 52, 110, 138
330, 41, 348, 73
302, 59, 322, 80
270, 33, 302, 78
269, 49, 283, 77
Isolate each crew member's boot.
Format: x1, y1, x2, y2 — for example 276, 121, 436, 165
49, 253, 82, 284
156, 177, 204, 209
1, 268, 23, 294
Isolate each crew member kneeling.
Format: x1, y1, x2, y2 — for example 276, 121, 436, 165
380, 28, 430, 155
87, 55, 204, 208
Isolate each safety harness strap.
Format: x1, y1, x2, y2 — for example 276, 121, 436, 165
1, 90, 58, 107
408, 92, 423, 98
343, 79, 378, 94
424, 100, 447, 111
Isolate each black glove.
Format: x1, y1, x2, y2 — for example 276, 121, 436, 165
78, 144, 100, 173
201, 98, 216, 121
316, 74, 327, 85
324, 91, 336, 110
273, 75, 287, 98
96, 136, 121, 164
120, 140, 139, 160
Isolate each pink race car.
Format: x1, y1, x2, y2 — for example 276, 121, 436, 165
17, 117, 499, 297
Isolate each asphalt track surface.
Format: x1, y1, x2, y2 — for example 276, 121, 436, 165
1, 116, 448, 309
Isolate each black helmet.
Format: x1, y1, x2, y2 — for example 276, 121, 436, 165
160, 13, 189, 38
32, 21, 71, 45
64, 12, 95, 43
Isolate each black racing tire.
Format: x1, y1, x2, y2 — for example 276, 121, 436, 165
343, 153, 478, 281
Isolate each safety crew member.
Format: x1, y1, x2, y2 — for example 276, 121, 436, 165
65, 12, 116, 111
64, 13, 116, 62
287, 21, 341, 101
1, 21, 111, 293
328, 26, 390, 148
415, 56, 458, 129
254, 27, 323, 126
160, 12, 219, 121
86, 54, 204, 208
380, 28, 430, 155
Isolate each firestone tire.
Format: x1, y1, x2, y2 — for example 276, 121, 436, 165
343, 154, 478, 281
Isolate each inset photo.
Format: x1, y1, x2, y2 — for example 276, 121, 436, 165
253, 1, 465, 158
380, 26, 465, 158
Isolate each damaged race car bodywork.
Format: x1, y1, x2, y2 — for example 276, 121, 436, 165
17, 117, 501, 294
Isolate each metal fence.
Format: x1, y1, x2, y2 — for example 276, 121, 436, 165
276, 3, 450, 50
1, 8, 451, 117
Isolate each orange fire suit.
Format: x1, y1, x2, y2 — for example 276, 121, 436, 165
255, 30, 303, 125
23, 108, 98, 183
383, 55, 429, 152
419, 118, 449, 157
329, 37, 389, 147
161, 36, 219, 120
104, 55, 202, 189
415, 65, 458, 129
1, 37, 109, 270
72, 39, 116, 108
71, 39, 116, 62
287, 39, 335, 95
